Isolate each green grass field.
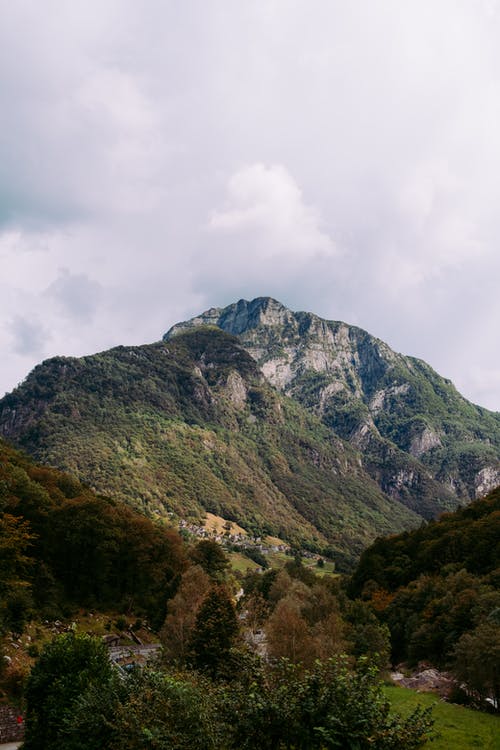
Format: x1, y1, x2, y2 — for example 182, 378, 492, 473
302, 558, 337, 576
228, 550, 261, 573
385, 686, 500, 749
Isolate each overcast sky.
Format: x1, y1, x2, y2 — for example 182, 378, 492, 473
1, 0, 500, 410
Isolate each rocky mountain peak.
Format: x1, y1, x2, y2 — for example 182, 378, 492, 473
165, 298, 394, 396
164, 297, 500, 508
165, 296, 293, 339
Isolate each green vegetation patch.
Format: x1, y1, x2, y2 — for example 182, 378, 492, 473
385, 686, 500, 749
228, 551, 260, 573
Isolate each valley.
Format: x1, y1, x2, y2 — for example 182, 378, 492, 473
1, 298, 499, 747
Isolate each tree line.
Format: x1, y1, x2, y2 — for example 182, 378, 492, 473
349, 487, 500, 710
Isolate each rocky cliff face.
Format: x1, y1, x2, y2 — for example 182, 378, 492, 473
165, 297, 500, 511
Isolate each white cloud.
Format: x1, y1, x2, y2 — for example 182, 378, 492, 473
45, 269, 102, 321
193, 164, 342, 306
209, 164, 337, 259
0, 1, 500, 410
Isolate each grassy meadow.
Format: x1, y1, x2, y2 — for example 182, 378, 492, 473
385, 685, 500, 749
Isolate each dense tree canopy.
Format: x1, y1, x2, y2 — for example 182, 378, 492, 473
348, 486, 500, 709
0, 438, 186, 628
350, 488, 500, 597
30, 649, 433, 750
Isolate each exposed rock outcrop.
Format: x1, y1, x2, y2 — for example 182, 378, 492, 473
166, 297, 500, 515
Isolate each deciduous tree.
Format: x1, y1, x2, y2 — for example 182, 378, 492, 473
160, 564, 211, 665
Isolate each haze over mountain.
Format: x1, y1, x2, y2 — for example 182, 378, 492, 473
1, 298, 499, 569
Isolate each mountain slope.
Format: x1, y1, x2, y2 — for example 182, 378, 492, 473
0, 328, 420, 568
0, 438, 185, 628
347, 485, 500, 669
165, 297, 500, 513
350, 485, 500, 596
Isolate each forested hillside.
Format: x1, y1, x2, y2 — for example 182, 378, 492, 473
350, 488, 500, 593
349, 488, 500, 707
0, 438, 185, 633
0, 328, 421, 568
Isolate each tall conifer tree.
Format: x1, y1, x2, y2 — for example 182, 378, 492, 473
189, 586, 238, 677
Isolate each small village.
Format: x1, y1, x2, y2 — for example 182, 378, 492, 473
177, 514, 322, 564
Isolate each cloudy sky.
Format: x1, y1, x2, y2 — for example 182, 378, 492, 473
1, 0, 500, 409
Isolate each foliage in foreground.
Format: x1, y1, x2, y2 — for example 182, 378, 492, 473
23, 633, 113, 750
24, 633, 433, 750
220, 656, 433, 750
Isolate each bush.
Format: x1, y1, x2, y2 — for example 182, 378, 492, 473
69, 669, 226, 750
114, 616, 127, 632
23, 633, 113, 750
223, 656, 433, 749
26, 651, 433, 749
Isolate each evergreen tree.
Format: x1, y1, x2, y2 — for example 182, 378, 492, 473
189, 586, 239, 677
190, 540, 229, 580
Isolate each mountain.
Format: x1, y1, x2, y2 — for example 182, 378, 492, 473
0, 328, 421, 569
165, 297, 500, 514
2, 297, 499, 569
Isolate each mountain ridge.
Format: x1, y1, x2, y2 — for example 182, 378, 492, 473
165, 297, 500, 510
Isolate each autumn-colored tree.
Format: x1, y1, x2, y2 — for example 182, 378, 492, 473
268, 569, 294, 605
312, 611, 346, 660
264, 574, 350, 666
301, 582, 339, 626
160, 564, 211, 665
268, 569, 310, 608
265, 596, 315, 665
367, 587, 395, 613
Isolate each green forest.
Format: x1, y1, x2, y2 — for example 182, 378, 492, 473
1, 437, 499, 747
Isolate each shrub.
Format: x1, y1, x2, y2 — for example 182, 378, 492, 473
23, 633, 113, 750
